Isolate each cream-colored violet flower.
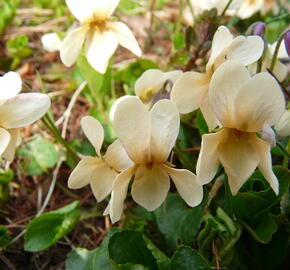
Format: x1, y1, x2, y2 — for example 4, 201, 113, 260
68, 116, 133, 202
191, 0, 242, 16
197, 60, 285, 195
249, 41, 288, 82
0, 72, 50, 162
60, 0, 142, 74
236, 0, 279, 19
135, 69, 183, 106
171, 25, 264, 129
106, 96, 203, 223
275, 110, 290, 137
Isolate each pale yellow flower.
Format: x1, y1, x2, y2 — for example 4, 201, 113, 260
109, 70, 182, 121
106, 96, 203, 223
135, 69, 182, 105
171, 25, 264, 129
0, 72, 50, 162
249, 41, 288, 82
68, 116, 133, 202
41, 33, 62, 52
191, 0, 242, 15
275, 110, 290, 137
236, 0, 279, 19
197, 60, 285, 195
60, 0, 142, 74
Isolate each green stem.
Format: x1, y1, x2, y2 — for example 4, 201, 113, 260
221, 0, 233, 17
269, 28, 289, 72
277, 142, 290, 159
42, 114, 79, 165
282, 140, 290, 167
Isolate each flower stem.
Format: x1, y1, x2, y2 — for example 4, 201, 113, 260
221, 0, 233, 17
269, 28, 289, 72
42, 114, 79, 165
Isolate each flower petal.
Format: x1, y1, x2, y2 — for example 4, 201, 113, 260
81, 116, 104, 156
223, 35, 264, 66
85, 29, 118, 74
0, 72, 22, 100
104, 139, 134, 172
110, 22, 142, 57
207, 25, 233, 71
68, 156, 100, 189
200, 94, 220, 129
164, 70, 183, 82
134, 69, 165, 100
131, 164, 170, 211
90, 163, 117, 202
170, 72, 209, 114
0, 128, 10, 156
254, 136, 279, 195
41, 32, 62, 52
66, 0, 120, 22
113, 96, 151, 163
60, 26, 88, 67
234, 72, 285, 132
218, 129, 260, 195
0, 93, 50, 129
150, 99, 180, 162
209, 60, 250, 128
196, 130, 224, 185
275, 110, 290, 137
165, 166, 203, 207
110, 166, 135, 223
2, 128, 21, 162
237, 0, 263, 19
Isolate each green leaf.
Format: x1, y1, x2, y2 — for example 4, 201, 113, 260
170, 246, 211, 270
0, 226, 10, 248
76, 54, 104, 101
66, 229, 118, 270
24, 201, 80, 252
0, 169, 13, 184
114, 59, 159, 92
240, 214, 277, 244
18, 135, 60, 176
173, 33, 186, 50
195, 110, 209, 136
229, 167, 289, 244
154, 193, 205, 251
231, 166, 290, 220
108, 230, 159, 270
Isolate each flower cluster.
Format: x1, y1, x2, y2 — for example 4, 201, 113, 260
67, 17, 288, 222
2, 0, 288, 226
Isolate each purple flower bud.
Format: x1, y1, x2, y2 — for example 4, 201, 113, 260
252, 22, 266, 37
284, 31, 290, 57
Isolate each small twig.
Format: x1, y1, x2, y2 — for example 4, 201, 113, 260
0, 254, 17, 270
56, 81, 87, 138
212, 241, 220, 270
16, 8, 53, 16
6, 17, 67, 35
6, 158, 64, 248
36, 158, 64, 217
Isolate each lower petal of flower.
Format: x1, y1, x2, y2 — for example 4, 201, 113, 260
131, 163, 170, 211
164, 165, 203, 207
109, 166, 136, 223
